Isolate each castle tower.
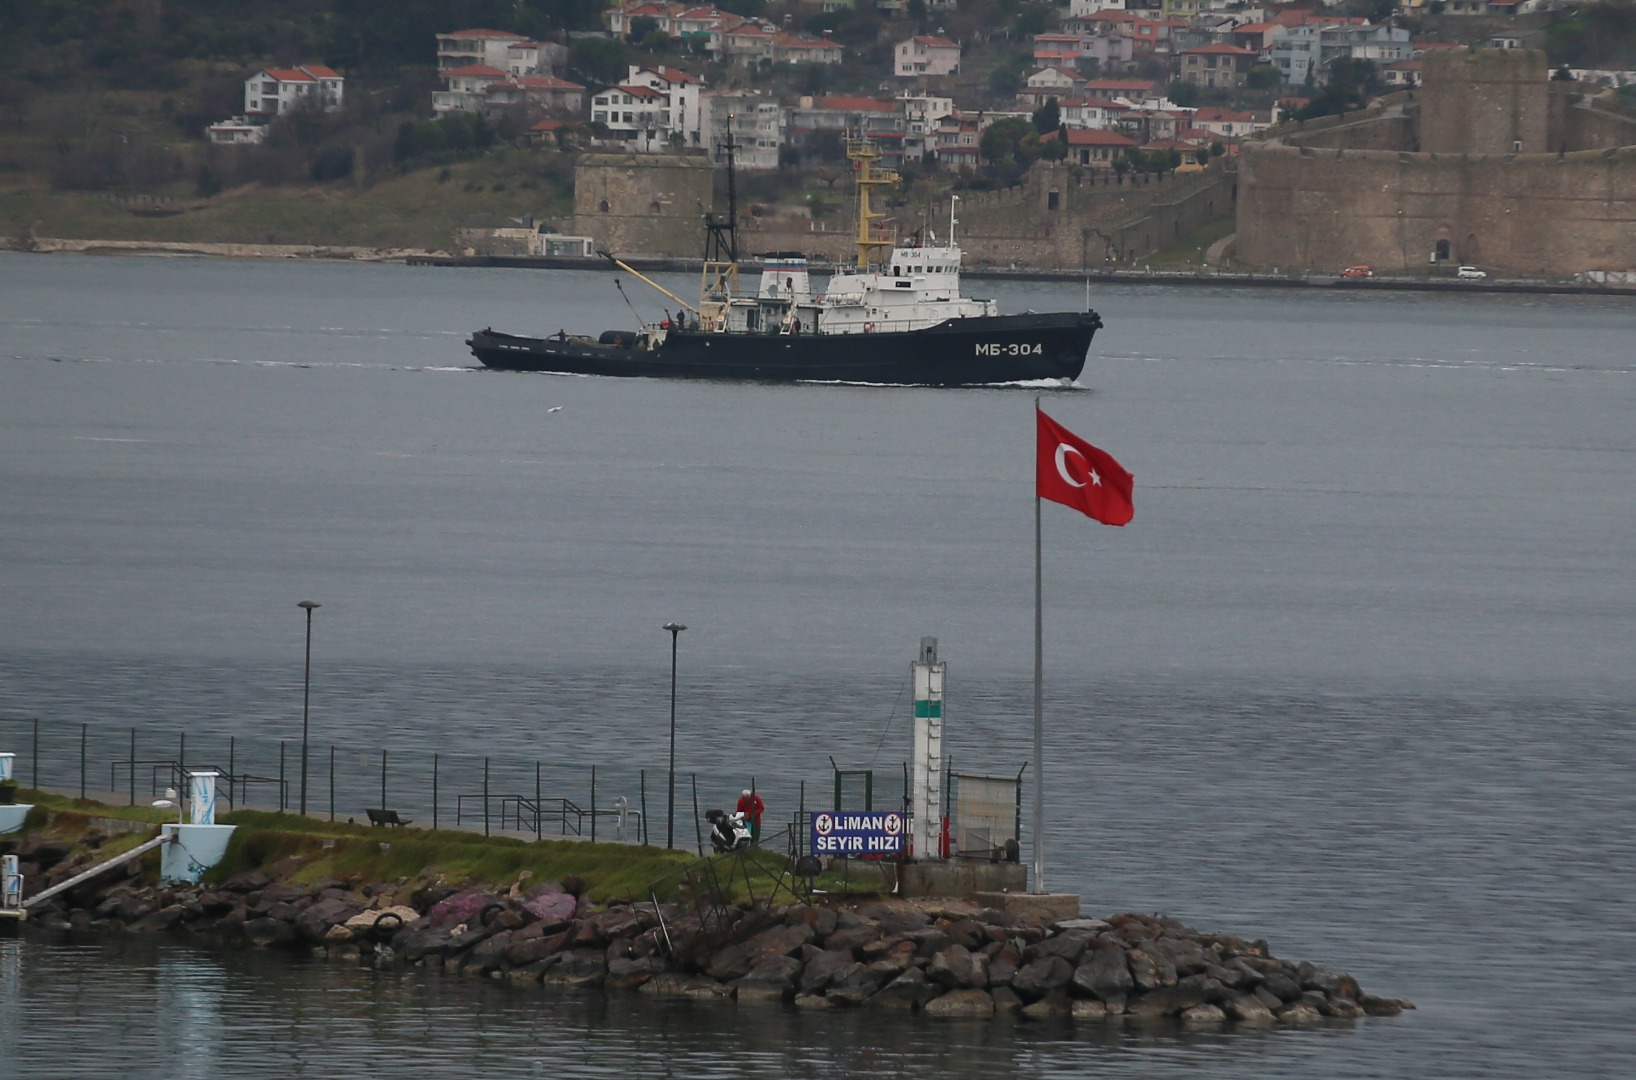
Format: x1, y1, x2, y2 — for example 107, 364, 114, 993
1420, 48, 1548, 156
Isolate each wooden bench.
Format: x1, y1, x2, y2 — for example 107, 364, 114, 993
366, 808, 411, 828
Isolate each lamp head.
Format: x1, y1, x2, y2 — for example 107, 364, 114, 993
298, 600, 321, 611
662, 622, 686, 634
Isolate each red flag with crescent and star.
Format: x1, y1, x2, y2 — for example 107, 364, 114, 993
1036, 408, 1134, 526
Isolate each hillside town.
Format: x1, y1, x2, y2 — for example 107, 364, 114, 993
199, 1, 1632, 174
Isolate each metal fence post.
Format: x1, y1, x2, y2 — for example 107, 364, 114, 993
380, 749, 388, 815
590, 765, 597, 844
329, 746, 335, 821
691, 773, 702, 857
535, 762, 542, 841
228, 736, 236, 807
640, 770, 648, 846
432, 754, 439, 831
129, 727, 136, 806
278, 741, 286, 810
483, 757, 491, 837
80, 724, 87, 801
33, 717, 40, 788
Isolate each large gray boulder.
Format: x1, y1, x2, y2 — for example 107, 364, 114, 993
924, 988, 995, 1017
707, 923, 814, 981
735, 954, 803, 1002
798, 948, 863, 996
872, 967, 941, 1011
1011, 956, 1073, 1002
1023, 927, 1093, 966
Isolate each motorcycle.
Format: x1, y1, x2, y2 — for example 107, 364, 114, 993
705, 808, 752, 853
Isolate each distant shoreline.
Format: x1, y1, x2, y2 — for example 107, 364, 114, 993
9, 238, 1632, 296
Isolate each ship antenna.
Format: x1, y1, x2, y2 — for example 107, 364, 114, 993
704, 124, 738, 264
949, 194, 959, 247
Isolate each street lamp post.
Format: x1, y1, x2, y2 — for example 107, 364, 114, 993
298, 600, 321, 816
662, 622, 686, 849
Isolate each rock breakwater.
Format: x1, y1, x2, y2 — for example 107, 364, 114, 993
16, 839, 1412, 1027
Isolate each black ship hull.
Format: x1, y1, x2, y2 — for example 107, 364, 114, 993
468, 311, 1100, 386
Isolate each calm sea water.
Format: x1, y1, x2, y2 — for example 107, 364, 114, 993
1, 252, 1633, 1077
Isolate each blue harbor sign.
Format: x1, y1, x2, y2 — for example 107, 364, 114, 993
810, 810, 905, 857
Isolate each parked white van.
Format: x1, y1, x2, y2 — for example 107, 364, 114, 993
1456, 266, 1487, 279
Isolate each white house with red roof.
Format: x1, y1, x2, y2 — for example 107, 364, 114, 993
590, 65, 705, 151
1059, 96, 1133, 130
434, 64, 507, 113
1187, 106, 1272, 141
722, 20, 775, 67
1048, 126, 1139, 167
775, 31, 843, 65
895, 36, 961, 78
931, 113, 985, 168
1018, 67, 1085, 109
1383, 57, 1422, 87
244, 65, 344, 118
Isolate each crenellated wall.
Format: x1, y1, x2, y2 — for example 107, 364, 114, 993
1237, 48, 1636, 276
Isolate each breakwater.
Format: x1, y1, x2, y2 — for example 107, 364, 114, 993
11, 824, 1411, 1027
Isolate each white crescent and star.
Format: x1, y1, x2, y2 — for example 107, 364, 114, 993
1054, 443, 1102, 488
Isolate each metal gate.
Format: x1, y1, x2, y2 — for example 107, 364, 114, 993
948, 771, 1021, 861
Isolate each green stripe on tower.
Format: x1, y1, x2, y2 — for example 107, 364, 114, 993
914, 701, 942, 718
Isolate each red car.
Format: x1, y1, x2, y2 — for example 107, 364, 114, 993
1341, 265, 1373, 278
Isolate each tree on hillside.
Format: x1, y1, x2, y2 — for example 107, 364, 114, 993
569, 37, 632, 87
1545, 1, 1636, 68
1014, 3, 1056, 36
1247, 64, 1281, 91
979, 116, 1038, 166
1032, 98, 1060, 136
988, 50, 1031, 99
1294, 58, 1382, 120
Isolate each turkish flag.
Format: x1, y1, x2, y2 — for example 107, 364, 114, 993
1036, 409, 1134, 526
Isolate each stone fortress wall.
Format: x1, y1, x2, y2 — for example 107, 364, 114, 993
569, 153, 1235, 271
569, 153, 716, 256
1236, 48, 1636, 277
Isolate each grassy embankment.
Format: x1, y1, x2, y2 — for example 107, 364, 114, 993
11, 789, 827, 904
1, 151, 574, 251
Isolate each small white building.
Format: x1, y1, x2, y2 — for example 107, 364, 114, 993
205, 116, 270, 145
895, 36, 961, 79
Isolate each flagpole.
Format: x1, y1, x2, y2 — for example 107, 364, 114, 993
1033, 398, 1046, 895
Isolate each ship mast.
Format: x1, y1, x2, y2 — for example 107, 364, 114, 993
847, 138, 898, 270
698, 123, 740, 331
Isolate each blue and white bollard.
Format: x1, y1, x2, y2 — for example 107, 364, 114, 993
159, 771, 236, 884
2, 854, 22, 910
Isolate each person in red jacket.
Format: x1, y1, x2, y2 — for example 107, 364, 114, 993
736, 788, 766, 845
